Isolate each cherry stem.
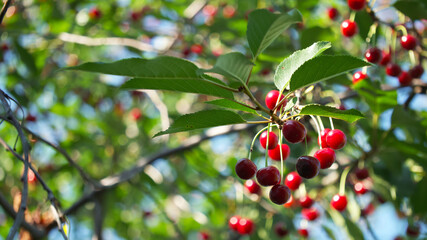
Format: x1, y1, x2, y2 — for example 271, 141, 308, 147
300, 182, 307, 196
309, 115, 322, 149
264, 123, 272, 168
329, 117, 335, 130
248, 126, 269, 160
339, 167, 351, 195
409, 51, 416, 65
349, 11, 356, 22
392, 30, 397, 62
366, 23, 378, 44
277, 125, 284, 184
316, 115, 324, 131
395, 24, 408, 36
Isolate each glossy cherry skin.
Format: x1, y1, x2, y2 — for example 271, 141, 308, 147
299, 195, 314, 208
327, 7, 338, 20
190, 44, 203, 54
237, 218, 254, 235
244, 180, 261, 194
285, 171, 302, 190
341, 20, 358, 37
379, 51, 391, 66
406, 224, 420, 237
347, 0, 366, 10
326, 129, 347, 150
296, 156, 320, 179
269, 184, 291, 205
256, 166, 281, 186
283, 194, 295, 208
298, 229, 309, 238
282, 120, 307, 143
235, 158, 257, 180
314, 148, 336, 169
318, 128, 331, 148
409, 65, 424, 78
265, 90, 286, 110
260, 131, 279, 150
352, 71, 367, 84
365, 48, 382, 63
228, 215, 241, 231
331, 194, 348, 211
400, 35, 417, 50
398, 71, 412, 86
354, 182, 368, 195
268, 143, 290, 161
386, 63, 401, 77
274, 222, 288, 237
302, 207, 319, 221
355, 168, 369, 180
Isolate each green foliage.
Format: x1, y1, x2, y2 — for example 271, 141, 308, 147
393, 0, 427, 20
205, 99, 258, 114
300, 104, 365, 123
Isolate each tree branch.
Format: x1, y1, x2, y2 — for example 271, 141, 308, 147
0, 0, 12, 25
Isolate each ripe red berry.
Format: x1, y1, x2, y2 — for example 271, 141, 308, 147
130, 108, 142, 121
260, 131, 278, 150
386, 63, 402, 77
130, 11, 141, 21
318, 128, 331, 148
302, 207, 319, 221
347, 0, 366, 10
283, 194, 295, 208
354, 182, 368, 195
229, 216, 240, 231
296, 156, 320, 179
409, 65, 424, 78
268, 144, 290, 161
361, 203, 375, 216
398, 71, 412, 86
256, 166, 281, 186
299, 195, 314, 208
89, 7, 102, 19
406, 224, 420, 237
352, 71, 367, 84
355, 168, 369, 180
327, 7, 338, 20
269, 185, 291, 205
244, 180, 261, 194
364, 47, 382, 63
203, 5, 218, 17
265, 90, 286, 110
282, 120, 307, 143
331, 194, 348, 211
26, 114, 37, 122
27, 169, 37, 184
298, 228, 309, 238
1, 43, 8, 51
237, 218, 254, 235
235, 158, 257, 180
380, 51, 391, 66
190, 44, 203, 54
400, 35, 417, 50
341, 20, 358, 37
274, 222, 288, 237
314, 148, 336, 169
326, 129, 347, 150
222, 6, 236, 18
199, 232, 210, 240
285, 172, 302, 190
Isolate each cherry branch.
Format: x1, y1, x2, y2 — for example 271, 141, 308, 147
0, 0, 12, 25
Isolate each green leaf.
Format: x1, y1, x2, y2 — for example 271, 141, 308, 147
393, 0, 427, 20
322, 225, 337, 240
68, 56, 234, 99
289, 55, 372, 92
355, 11, 375, 40
300, 104, 364, 123
344, 217, 365, 240
300, 27, 336, 49
274, 41, 332, 90
205, 99, 258, 114
199, 52, 254, 84
247, 9, 302, 59
411, 177, 427, 214
154, 110, 246, 137
354, 80, 397, 114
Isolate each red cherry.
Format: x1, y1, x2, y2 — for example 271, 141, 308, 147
341, 20, 358, 37
352, 71, 367, 84
314, 148, 336, 169
203, 5, 218, 17
235, 158, 257, 180
364, 48, 382, 63
256, 166, 281, 186
222, 6, 236, 18
229, 215, 240, 231
89, 7, 102, 19
268, 144, 290, 161
259, 131, 278, 150
326, 129, 347, 150
244, 180, 261, 194
355, 168, 369, 180
296, 156, 320, 179
130, 108, 142, 121
298, 228, 309, 238
282, 120, 307, 143
283, 194, 295, 208
26, 114, 37, 122
269, 184, 291, 205
409, 65, 424, 78
190, 44, 203, 54
318, 128, 331, 148
285, 172, 302, 190
380, 51, 391, 66
361, 203, 375, 216
386, 63, 402, 77
354, 182, 368, 195
406, 224, 420, 237
398, 71, 412, 86
299, 195, 314, 208
265, 90, 286, 110
274, 222, 288, 237
302, 207, 319, 221
260, 68, 271, 76
400, 35, 417, 50
331, 194, 348, 211
199, 232, 210, 240
237, 218, 254, 235
130, 11, 141, 21
347, 0, 366, 10
27, 169, 37, 184
327, 7, 338, 20
1, 43, 8, 51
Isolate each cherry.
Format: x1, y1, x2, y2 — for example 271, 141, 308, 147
1, 43, 8, 51
331, 194, 348, 211
190, 44, 203, 54
237, 218, 254, 235
364, 48, 382, 63
354, 182, 368, 195
222, 6, 236, 18
386, 63, 401, 77
302, 207, 319, 221
299, 195, 314, 208
26, 114, 37, 122
202, 5, 217, 17
282, 120, 307, 143
260, 68, 271, 76
296, 156, 320, 179
406, 224, 420, 237
361, 203, 375, 216
285, 172, 302, 190
130, 11, 142, 21
244, 180, 261, 194
229, 215, 240, 231
409, 65, 424, 78
27, 169, 37, 184
326, 129, 347, 150
274, 222, 288, 237
268, 144, 290, 161
89, 7, 102, 19
283, 194, 295, 208
199, 232, 210, 240
269, 184, 291, 205
341, 20, 358, 37
352, 71, 367, 84
400, 35, 417, 50
265, 90, 286, 110
256, 166, 281, 186
379, 51, 391, 66
314, 148, 336, 169
318, 128, 331, 148
298, 228, 309, 238
347, 0, 366, 10
327, 7, 338, 20
235, 158, 257, 180
259, 131, 278, 150
355, 168, 369, 180
398, 71, 412, 86
130, 108, 142, 121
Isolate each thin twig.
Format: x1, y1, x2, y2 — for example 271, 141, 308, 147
0, 0, 12, 25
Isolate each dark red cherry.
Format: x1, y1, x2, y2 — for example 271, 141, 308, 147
327, 7, 338, 20
229, 215, 240, 231
89, 7, 102, 19
352, 71, 367, 84
331, 194, 348, 211
302, 207, 319, 221
274, 222, 288, 237
354, 182, 368, 195
314, 148, 336, 169
199, 232, 210, 240
190, 44, 203, 54
318, 128, 331, 148
26, 114, 37, 122
365, 48, 382, 63
265, 90, 286, 110
299, 195, 314, 208
361, 203, 375, 216
260, 131, 278, 150
235, 158, 257, 180
355, 168, 369, 180
341, 20, 358, 37
379, 51, 391, 66
398, 71, 412, 86
282, 120, 307, 143
269, 185, 291, 205
296, 156, 320, 179
268, 144, 290, 161
285, 171, 302, 190
326, 129, 347, 150
400, 35, 417, 50
386, 63, 401, 77
347, 0, 366, 10
409, 65, 424, 78
298, 228, 309, 238
256, 166, 281, 186
406, 224, 420, 237
237, 218, 254, 235
244, 180, 261, 194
